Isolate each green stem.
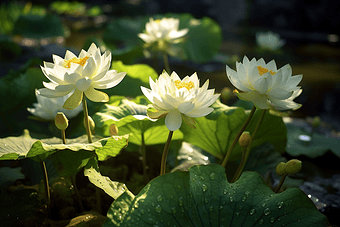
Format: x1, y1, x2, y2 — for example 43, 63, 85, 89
40, 161, 50, 215
82, 95, 92, 143
232, 109, 266, 181
221, 106, 256, 168
231, 109, 267, 181
275, 174, 287, 193
174, 141, 179, 168
160, 130, 174, 175
153, 54, 159, 74
231, 146, 247, 183
162, 52, 171, 74
61, 129, 66, 144
71, 174, 84, 212
141, 133, 148, 182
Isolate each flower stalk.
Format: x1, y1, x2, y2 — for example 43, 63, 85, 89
221, 106, 256, 168
160, 130, 174, 175
275, 174, 287, 193
40, 161, 50, 215
141, 133, 148, 182
82, 95, 92, 143
162, 52, 170, 74
231, 109, 266, 182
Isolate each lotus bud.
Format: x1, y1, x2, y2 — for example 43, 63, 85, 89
276, 162, 286, 176
109, 124, 119, 136
239, 131, 251, 147
312, 116, 321, 128
55, 112, 69, 130
285, 159, 302, 175
84, 116, 95, 131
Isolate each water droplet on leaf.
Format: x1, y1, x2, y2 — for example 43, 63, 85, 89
155, 205, 162, 213
157, 195, 163, 202
264, 208, 271, 216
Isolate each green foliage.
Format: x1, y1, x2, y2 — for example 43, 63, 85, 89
103, 13, 222, 63
50, 1, 86, 16
94, 96, 183, 145
84, 157, 129, 199
286, 123, 340, 158
181, 100, 287, 161
12, 14, 64, 38
104, 164, 328, 226
0, 131, 128, 164
0, 1, 22, 34
107, 61, 158, 97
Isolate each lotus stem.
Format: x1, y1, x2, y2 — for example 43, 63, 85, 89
141, 133, 148, 182
275, 174, 287, 193
162, 52, 171, 74
40, 161, 50, 216
82, 95, 92, 143
231, 109, 266, 182
71, 174, 84, 212
221, 106, 256, 168
61, 130, 66, 144
231, 146, 247, 183
160, 130, 174, 175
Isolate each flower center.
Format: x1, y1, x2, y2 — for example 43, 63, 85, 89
155, 19, 161, 23
257, 66, 276, 76
174, 80, 194, 91
63, 56, 89, 68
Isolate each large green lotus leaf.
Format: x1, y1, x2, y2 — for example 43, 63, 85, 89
181, 100, 287, 161
105, 61, 158, 97
0, 131, 128, 162
84, 157, 130, 199
103, 17, 147, 46
50, 149, 94, 177
12, 14, 64, 38
169, 13, 222, 63
104, 164, 328, 227
0, 66, 47, 112
285, 123, 340, 158
94, 96, 183, 145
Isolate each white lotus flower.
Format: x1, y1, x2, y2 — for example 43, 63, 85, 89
270, 88, 302, 111
256, 31, 285, 51
141, 71, 220, 131
226, 56, 302, 110
138, 18, 188, 55
28, 90, 83, 120
38, 43, 126, 110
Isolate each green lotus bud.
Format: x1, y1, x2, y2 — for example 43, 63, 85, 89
312, 116, 321, 127
285, 159, 302, 175
276, 162, 286, 176
109, 124, 119, 136
239, 131, 251, 147
55, 112, 69, 130
84, 116, 95, 131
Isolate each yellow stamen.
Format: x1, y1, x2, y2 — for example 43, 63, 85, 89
257, 66, 276, 76
155, 19, 161, 23
175, 80, 194, 91
63, 56, 89, 68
